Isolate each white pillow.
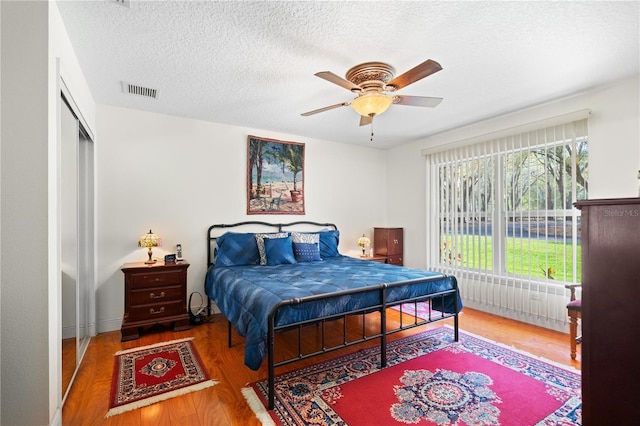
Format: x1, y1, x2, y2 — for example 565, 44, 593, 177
291, 232, 319, 244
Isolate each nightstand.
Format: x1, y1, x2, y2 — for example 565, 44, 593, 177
361, 255, 388, 263
120, 261, 191, 341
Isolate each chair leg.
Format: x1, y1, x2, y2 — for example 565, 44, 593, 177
569, 313, 578, 360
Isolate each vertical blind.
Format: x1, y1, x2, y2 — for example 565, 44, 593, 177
425, 114, 589, 307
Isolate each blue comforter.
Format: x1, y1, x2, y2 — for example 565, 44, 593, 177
205, 255, 460, 370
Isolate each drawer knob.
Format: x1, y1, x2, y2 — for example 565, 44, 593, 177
149, 307, 165, 315
150, 292, 165, 299
154, 278, 160, 282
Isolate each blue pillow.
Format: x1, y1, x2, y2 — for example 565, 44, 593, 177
265, 236, 297, 266
215, 232, 260, 266
255, 232, 289, 265
318, 230, 340, 257
293, 242, 322, 262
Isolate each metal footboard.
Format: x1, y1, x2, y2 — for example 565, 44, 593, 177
264, 276, 460, 410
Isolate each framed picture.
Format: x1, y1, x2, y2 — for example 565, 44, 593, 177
247, 135, 305, 215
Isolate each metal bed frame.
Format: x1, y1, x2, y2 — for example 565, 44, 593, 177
206, 221, 460, 410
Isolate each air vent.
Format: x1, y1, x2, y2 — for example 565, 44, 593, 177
111, 0, 130, 8
121, 82, 159, 100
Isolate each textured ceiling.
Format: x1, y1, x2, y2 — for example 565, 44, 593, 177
56, 0, 640, 149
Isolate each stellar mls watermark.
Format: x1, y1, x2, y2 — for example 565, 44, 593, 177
604, 209, 639, 217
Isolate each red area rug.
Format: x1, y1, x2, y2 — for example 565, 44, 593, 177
244, 327, 581, 425
107, 337, 217, 417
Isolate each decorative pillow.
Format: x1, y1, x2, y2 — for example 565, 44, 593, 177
293, 242, 322, 262
291, 232, 321, 262
291, 232, 319, 244
215, 232, 260, 266
255, 232, 288, 265
318, 230, 340, 258
264, 235, 297, 266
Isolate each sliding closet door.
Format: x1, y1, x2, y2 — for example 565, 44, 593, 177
60, 90, 95, 402
77, 127, 94, 351
60, 99, 78, 398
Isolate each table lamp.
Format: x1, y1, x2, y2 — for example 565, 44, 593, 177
357, 234, 371, 257
138, 229, 162, 264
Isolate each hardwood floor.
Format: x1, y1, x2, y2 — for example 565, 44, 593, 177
62, 308, 581, 425
62, 337, 76, 398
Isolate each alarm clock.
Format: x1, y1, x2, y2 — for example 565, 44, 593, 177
164, 254, 176, 263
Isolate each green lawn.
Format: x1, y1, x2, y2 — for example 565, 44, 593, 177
442, 234, 582, 282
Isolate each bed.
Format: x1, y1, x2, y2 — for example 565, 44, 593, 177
204, 221, 461, 409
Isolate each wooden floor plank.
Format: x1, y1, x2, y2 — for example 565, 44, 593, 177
62, 308, 580, 425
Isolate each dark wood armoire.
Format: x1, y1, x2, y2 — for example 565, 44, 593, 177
373, 227, 404, 266
574, 198, 640, 425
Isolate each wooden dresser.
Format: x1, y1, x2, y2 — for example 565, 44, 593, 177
373, 227, 404, 266
574, 198, 640, 425
120, 261, 191, 341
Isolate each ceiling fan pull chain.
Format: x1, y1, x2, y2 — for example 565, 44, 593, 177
370, 115, 375, 142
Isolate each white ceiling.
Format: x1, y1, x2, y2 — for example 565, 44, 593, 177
56, 0, 640, 149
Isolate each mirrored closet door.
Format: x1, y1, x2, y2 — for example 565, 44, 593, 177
60, 88, 95, 402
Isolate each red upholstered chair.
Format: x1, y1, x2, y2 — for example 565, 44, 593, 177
565, 284, 582, 360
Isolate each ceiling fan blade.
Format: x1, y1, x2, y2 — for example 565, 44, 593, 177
359, 115, 372, 127
315, 71, 361, 92
393, 95, 443, 108
387, 59, 442, 90
301, 102, 350, 116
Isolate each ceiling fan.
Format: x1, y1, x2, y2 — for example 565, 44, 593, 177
301, 59, 443, 131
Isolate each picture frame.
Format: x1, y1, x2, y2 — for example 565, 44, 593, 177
247, 135, 305, 215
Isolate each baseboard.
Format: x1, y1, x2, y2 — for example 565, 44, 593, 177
97, 305, 221, 334
50, 407, 62, 426
97, 317, 123, 334
62, 323, 95, 339
464, 300, 569, 333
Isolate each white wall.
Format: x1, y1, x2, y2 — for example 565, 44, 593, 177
92, 75, 640, 335
1, 2, 51, 425
387, 76, 640, 270
95, 105, 389, 332
50, 3, 95, 132
385, 76, 640, 329
1, 1, 96, 424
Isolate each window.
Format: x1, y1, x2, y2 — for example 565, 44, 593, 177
426, 117, 588, 285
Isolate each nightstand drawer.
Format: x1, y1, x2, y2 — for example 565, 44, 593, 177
129, 269, 183, 289
129, 299, 184, 321
386, 255, 403, 265
130, 285, 183, 306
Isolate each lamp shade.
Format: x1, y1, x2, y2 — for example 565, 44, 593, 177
139, 229, 162, 264
351, 93, 393, 117
357, 234, 371, 248
138, 229, 162, 248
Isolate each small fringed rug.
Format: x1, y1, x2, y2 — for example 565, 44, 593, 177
107, 337, 217, 417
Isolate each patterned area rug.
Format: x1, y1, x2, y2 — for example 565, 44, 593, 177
244, 327, 581, 425
391, 302, 444, 320
107, 337, 217, 417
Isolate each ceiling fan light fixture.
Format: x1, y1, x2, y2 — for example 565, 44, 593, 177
351, 93, 393, 117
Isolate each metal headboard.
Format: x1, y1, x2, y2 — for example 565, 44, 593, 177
207, 221, 338, 267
